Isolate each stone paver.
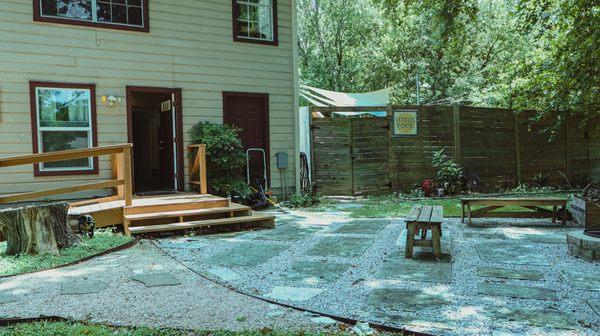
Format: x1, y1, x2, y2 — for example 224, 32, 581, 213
130, 273, 181, 287
463, 232, 510, 240
206, 267, 240, 281
476, 242, 550, 266
587, 300, 600, 316
308, 236, 373, 258
266, 286, 323, 302
60, 280, 108, 295
522, 232, 567, 244
378, 257, 452, 283
370, 311, 457, 330
0, 290, 18, 304
477, 267, 544, 281
159, 240, 207, 249
255, 224, 322, 241
333, 220, 387, 234
206, 242, 287, 267
367, 288, 452, 312
280, 260, 351, 285
478, 283, 556, 300
560, 269, 600, 291
487, 306, 579, 330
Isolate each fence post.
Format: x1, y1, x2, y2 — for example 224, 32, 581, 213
453, 105, 461, 164
514, 113, 522, 184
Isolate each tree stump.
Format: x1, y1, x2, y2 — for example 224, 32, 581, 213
0, 202, 82, 255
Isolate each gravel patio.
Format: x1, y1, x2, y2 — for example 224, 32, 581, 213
0, 209, 598, 335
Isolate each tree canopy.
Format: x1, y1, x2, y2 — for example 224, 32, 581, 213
298, 0, 599, 122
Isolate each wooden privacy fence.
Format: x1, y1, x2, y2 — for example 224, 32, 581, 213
0, 144, 133, 206
311, 105, 600, 195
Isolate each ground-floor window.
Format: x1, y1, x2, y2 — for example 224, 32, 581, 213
29, 82, 98, 176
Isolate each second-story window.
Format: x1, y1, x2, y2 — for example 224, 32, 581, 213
35, 0, 149, 32
233, 0, 278, 45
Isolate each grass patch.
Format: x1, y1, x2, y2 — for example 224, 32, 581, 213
302, 191, 575, 219
0, 230, 133, 277
0, 321, 408, 336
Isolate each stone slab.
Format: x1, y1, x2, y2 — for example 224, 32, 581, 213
60, 280, 108, 295
130, 273, 181, 287
477, 267, 544, 281
280, 261, 351, 285
206, 267, 240, 281
333, 220, 387, 234
367, 288, 452, 312
463, 232, 510, 240
378, 258, 452, 283
310, 316, 337, 325
369, 311, 457, 330
522, 232, 567, 244
308, 236, 373, 258
266, 286, 323, 302
475, 242, 550, 266
560, 269, 600, 291
487, 306, 579, 330
206, 242, 287, 267
255, 224, 321, 241
159, 240, 206, 249
587, 300, 600, 316
0, 290, 17, 304
478, 283, 556, 300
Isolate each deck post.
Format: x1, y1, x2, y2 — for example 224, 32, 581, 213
198, 144, 208, 194
122, 144, 133, 206
112, 152, 124, 199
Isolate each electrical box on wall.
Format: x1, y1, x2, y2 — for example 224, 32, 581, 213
276, 152, 288, 169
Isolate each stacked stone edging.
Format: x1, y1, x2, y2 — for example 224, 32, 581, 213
567, 231, 600, 261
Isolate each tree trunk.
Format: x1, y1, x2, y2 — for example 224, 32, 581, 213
0, 202, 81, 256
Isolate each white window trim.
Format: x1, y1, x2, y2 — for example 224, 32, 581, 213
236, 0, 274, 42
35, 86, 94, 172
39, 0, 145, 29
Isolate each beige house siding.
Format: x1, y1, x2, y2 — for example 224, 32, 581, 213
0, 0, 298, 200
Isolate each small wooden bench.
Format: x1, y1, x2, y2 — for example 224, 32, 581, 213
460, 197, 568, 226
405, 205, 444, 259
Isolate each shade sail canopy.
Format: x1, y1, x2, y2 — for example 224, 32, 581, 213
300, 85, 391, 107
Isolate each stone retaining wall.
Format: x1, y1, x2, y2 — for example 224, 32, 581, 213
567, 231, 600, 261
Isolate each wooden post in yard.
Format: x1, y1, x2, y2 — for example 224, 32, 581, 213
453, 105, 461, 164
112, 152, 124, 199
198, 144, 208, 194
122, 144, 133, 206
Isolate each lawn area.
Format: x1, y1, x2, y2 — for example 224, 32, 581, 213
0, 321, 392, 336
0, 230, 133, 277
310, 191, 576, 218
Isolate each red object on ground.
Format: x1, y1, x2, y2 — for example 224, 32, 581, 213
422, 179, 435, 196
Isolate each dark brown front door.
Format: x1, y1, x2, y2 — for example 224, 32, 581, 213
127, 87, 184, 194
223, 92, 269, 188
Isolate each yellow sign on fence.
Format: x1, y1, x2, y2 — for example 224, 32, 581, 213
393, 110, 418, 136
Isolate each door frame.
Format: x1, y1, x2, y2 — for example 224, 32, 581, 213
222, 92, 270, 183
126, 86, 184, 193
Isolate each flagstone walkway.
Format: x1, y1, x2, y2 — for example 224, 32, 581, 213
156, 211, 599, 336
0, 210, 598, 336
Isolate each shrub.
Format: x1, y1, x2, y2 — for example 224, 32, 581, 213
286, 192, 321, 208
188, 122, 250, 198
432, 149, 463, 191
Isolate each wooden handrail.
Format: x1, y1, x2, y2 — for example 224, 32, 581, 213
187, 144, 207, 194
0, 144, 133, 206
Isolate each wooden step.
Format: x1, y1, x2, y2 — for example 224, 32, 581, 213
124, 203, 250, 221
127, 213, 275, 234
123, 197, 229, 215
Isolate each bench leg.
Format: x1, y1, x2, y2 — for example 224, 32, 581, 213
405, 222, 415, 258
467, 204, 472, 226
432, 224, 441, 259
562, 206, 567, 226
552, 206, 557, 223
461, 202, 465, 223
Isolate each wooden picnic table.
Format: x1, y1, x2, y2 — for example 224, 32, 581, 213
460, 197, 568, 226
405, 205, 444, 258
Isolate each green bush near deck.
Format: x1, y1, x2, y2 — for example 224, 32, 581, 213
0, 230, 133, 277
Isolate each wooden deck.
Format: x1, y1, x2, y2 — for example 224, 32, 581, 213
69, 193, 275, 236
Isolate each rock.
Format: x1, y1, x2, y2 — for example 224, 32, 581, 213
352, 322, 375, 336
267, 310, 286, 318
310, 316, 337, 325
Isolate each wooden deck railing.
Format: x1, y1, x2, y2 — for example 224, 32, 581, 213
187, 144, 207, 194
0, 144, 133, 206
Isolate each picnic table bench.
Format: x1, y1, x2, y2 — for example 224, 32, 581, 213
460, 197, 568, 226
405, 205, 444, 259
